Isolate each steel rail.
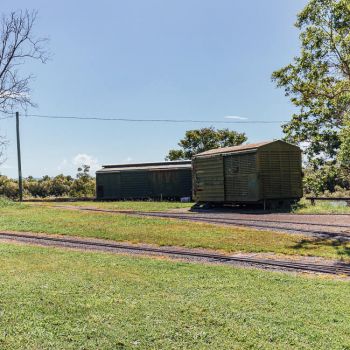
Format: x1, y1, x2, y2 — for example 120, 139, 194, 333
49, 206, 350, 240
137, 212, 350, 239
59, 206, 350, 230
145, 212, 350, 229
0, 232, 349, 276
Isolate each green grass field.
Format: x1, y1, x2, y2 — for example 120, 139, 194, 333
37, 198, 350, 214
37, 200, 193, 212
1, 200, 349, 261
0, 243, 349, 350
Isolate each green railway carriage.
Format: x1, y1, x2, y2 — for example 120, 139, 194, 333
192, 140, 303, 207
96, 161, 192, 200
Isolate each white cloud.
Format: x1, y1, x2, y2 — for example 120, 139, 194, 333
57, 158, 68, 171
72, 153, 100, 172
56, 154, 101, 176
124, 157, 133, 163
224, 115, 248, 120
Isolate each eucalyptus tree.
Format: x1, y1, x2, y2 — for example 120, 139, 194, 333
166, 127, 247, 160
0, 10, 49, 164
272, 0, 350, 169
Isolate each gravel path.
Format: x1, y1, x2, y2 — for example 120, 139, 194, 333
52, 205, 350, 241
145, 211, 350, 240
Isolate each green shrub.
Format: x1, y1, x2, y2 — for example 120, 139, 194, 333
0, 176, 19, 199
0, 169, 96, 200
303, 164, 350, 195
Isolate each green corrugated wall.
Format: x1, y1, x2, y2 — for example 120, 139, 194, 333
96, 169, 192, 200
192, 141, 302, 203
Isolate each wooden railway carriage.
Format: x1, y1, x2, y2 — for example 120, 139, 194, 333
192, 140, 303, 208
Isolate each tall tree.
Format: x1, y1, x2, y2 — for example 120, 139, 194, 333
272, 0, 350, 168
338, 116, 350, 169
166, 127, 247, 160
0, 10, 49, 164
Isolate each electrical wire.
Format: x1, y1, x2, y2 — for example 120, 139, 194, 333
0, 112, 288, 124
0, 115, 14, 120
22, 114, 287, 124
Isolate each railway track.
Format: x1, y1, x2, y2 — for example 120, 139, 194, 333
58, 206, 350, 241
1, 231, 349, 276
141, 212, 350, 239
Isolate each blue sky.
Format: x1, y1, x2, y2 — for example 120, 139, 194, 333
0, 0, 307, 178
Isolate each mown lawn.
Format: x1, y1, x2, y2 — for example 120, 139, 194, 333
40, 198, 350, 214
36, 200, 193, 212
0, 243, 349, 350
90, 198, 350, 215
1, 200, 350, 261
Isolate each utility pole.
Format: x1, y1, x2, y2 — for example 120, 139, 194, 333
16, 111, 23, 201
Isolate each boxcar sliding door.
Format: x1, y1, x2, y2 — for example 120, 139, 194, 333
223, 152, 259, 202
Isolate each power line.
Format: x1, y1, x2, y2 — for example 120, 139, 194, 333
23, 114, 287, 124
0, 115, 14, 120
0, 112, 289, 124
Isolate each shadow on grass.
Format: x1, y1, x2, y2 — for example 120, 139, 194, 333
23, 197, 95, 203
190, 205, 293, 215
292, 237, 350, 260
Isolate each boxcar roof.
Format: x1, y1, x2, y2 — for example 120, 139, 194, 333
194, 140, 297, 157
97, 161, 191, 173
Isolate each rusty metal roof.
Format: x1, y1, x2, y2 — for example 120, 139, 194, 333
194, 140, 278, 157
97, 161, 191, 173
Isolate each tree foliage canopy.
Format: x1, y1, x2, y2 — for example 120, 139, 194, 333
272, 0, 350, 168
166, 127, 247, 160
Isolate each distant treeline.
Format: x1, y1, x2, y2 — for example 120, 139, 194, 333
1, 165, 350, 200
0, 166, 95, 199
